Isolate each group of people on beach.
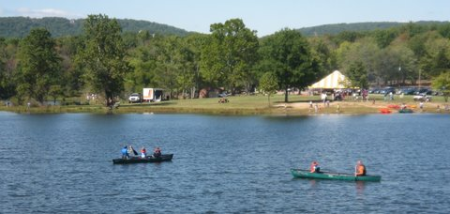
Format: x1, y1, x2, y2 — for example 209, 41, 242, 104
310, 160, 366, 176
121, 145, 162, 159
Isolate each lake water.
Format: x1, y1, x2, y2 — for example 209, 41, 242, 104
0, 112, 449, 213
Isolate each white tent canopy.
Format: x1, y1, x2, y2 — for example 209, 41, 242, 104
309, 70, 348, 89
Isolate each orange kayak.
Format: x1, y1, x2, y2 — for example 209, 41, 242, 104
379, 108, 392, 114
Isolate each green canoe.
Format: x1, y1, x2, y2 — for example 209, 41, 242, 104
399, 109, 413, 113
290, 169, 381, 182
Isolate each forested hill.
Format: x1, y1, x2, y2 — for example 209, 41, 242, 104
297, 21, 450, 36
0, 17, 190, 38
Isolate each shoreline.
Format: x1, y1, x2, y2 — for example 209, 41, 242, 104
1, 100, 448, 115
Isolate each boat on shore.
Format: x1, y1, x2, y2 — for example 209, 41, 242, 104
113, 154, 173, 164
290, 169, 381, 182
399, 109, 413, 113
379, 108, 392, 114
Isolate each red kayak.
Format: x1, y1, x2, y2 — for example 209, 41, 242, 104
379, 108, 392, 114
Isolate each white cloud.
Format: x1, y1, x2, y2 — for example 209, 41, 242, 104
15, 8, 83, 18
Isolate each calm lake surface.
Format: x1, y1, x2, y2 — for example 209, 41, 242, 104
0, 112, 449, 213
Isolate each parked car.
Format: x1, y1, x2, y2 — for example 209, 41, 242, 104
413, 94, 432, 102
433, 90, 443, 96
369, 88, 380, 94
396, 87, 407, 95
402, 88, 417, 95
415, 88, 432, 95
128, 93, 142, 103
380, 87, 396, 95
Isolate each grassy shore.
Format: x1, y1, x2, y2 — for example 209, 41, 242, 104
1, 94, 449, 115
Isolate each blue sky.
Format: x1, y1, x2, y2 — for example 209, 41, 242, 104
1, 0, 449, 36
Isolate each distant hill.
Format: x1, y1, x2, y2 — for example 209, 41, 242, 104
0, 17, 190, 38
297, 21, 450, 36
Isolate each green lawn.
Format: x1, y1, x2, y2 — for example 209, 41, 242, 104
1, 93, 448, 115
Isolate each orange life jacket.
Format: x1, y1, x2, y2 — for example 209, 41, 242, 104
310, 162, 318, 173
356, 164, 366, 176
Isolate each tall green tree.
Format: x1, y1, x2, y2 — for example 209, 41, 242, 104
125, 34, 161, 94
309, 37, 336, 76
346, 61, 368, 89
419, 37, 450, 79
259, 28, 318, 102
391, 44, 418, 85
173, 37, 196, 99
0, 38, 8, 99
336, 39, 380, 84
201, 18, 259, 92
184, 33, 208, 98
0, 38, 19, 100
259, 72, 279, 107
57, 36, 85, 97
152, 35, 181, 96
373, 29, 398, 48
16, 28, 61, 104
432, 71, 450, 102
77, 14, 131, 106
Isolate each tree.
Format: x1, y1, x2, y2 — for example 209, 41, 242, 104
200, 19, 259, 92
125, 34, 161, 94
373, 29, 398, 48
346, 61, 368, 89
336, 39, 380, 84
174, 37, 196, 99
309, 37, 336, 76
77, 14, 131, 107
259, 28, 319, 102
57, 36, 85, 97
16, 28, 61, 104
0, 38, 19, 100
419, 37, 450, 79
432, 71, 450, 102
184, 33, 208, 98
0, 38, 8, 99
391, 44, 417, 85
259, 72, 279, 107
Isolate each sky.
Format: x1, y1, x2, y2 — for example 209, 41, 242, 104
1, 0, 450, 36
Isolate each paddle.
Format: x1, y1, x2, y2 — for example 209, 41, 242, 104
128, 146, 138, 156
132, 146, 138, 156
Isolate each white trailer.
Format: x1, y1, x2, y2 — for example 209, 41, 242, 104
143, 88, 165, 102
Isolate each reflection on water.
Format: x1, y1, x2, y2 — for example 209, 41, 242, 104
355, 181, 365, 195
0, 113, 449, 213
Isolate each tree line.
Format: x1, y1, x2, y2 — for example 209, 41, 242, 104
297, 21, 450, 37
1, 15, 450, 106
0, 17, 189, 38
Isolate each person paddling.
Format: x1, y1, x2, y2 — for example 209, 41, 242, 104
140, 147, 147, 158
153, 147, 162, 158
121, 146, 129, 159
310, 161, 320, 173
141, 147, 147, 158
355, 160, 366, 176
